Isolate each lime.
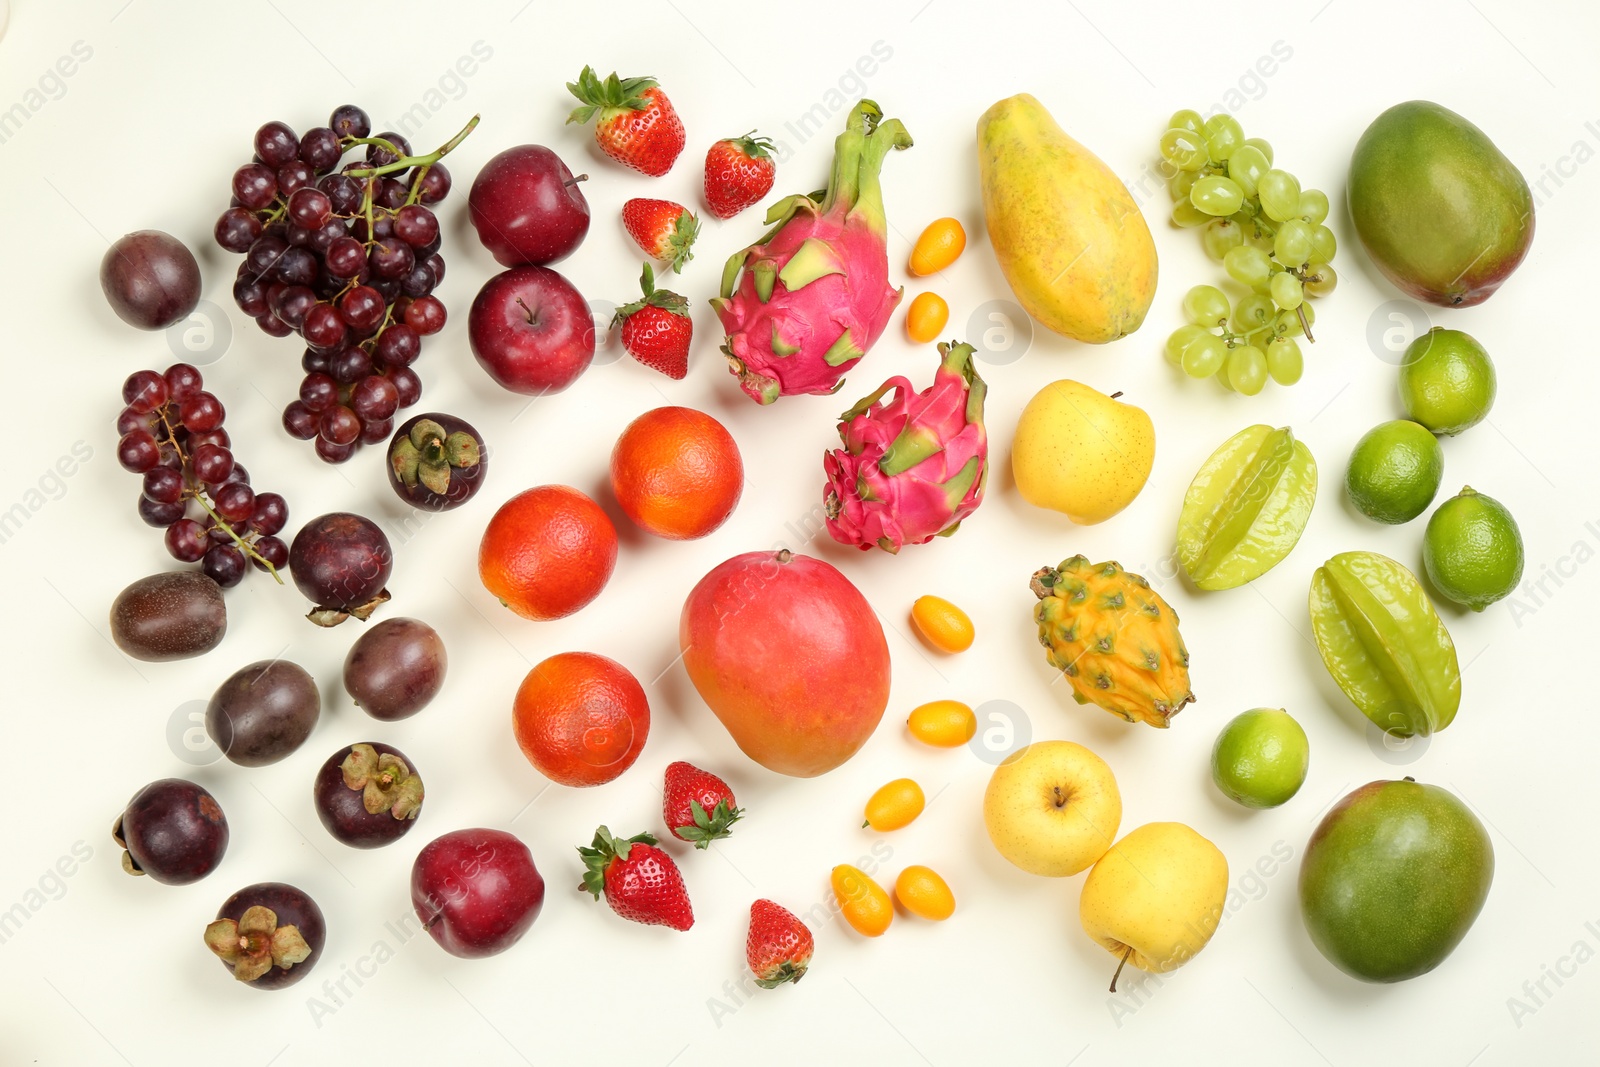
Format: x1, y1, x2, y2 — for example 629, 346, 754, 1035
1211, 708, 1309, 809
1345, 420, 1443, 524
1399, 328, 1496, 435
1423, 487, 1524, 611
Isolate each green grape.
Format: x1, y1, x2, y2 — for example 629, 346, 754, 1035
1274, 301, 1314, 337
1183, 284, 1231, 326
1303, 261, 1338, 298
1201, 218, 1244, 260
1310, 224, 1337, 262
1166, 324, 1208, 365
1233, 293, 1276, 335
1297, 189, 1330, 225
1224, 245, 1273, 291
1203, 114, 1244, 163
1265, 336, 1303, 385
1274, 219, 1314, 265
1159, 128, 1209, 172
1168, 168, 1200, 201
1270, 271, 1304, 310
1243, 137, 1273, 165
1227, 345, 1268, 395
1258, 169, 1302, 221
1182, 333, 1228, 378
1191, 176, 1245, 216
1168, 109, 1204, 135
1226, 145, 1270, 199
1215, 362, 1237, 391
1172, 200, 1210, 228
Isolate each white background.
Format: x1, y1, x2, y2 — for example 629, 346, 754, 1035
1, 1, 1596, 1064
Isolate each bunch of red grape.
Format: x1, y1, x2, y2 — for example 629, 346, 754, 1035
116, 365, 290, 588
213, 104, 477, 463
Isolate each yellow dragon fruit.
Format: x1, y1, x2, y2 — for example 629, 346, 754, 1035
1031, 557, 1196, 727
823, 341, 988, 552
711, 100, 911, 404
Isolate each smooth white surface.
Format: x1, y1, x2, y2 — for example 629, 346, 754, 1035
1, 1, 1597, 1064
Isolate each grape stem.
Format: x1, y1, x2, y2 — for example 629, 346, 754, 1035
191, 490, 284, 585
153, 406, 284, 584
1295, 304, 1315, 343
345, 115, 480, 182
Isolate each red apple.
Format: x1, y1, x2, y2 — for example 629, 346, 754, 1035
468, 266, 595, 395
411, 828, 545, 959
469, 145, 590, 267
680, 550, 891, 777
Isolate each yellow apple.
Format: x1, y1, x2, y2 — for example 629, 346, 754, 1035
1078, 822, 1228, 985
983, 740, 1122, 877
1012, 380, 1155, 524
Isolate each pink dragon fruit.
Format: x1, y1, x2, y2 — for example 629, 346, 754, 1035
823, 341, 988, 553
711, 100, 912, 405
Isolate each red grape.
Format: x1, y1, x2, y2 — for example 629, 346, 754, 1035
214, 483, 256, 523
299, 373, 338, 412
319, 405, 361, 446
118, 430, 160, 473
165, 519, 210, 563
192, 444, 235, 486
405, 296, 446, 336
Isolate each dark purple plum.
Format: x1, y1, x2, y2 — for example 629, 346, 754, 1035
113, 779, 229, 885
343, 618, 447, 721
206, 660, 320, 767
386, 413, 487, 512
109, 572, 227, 661
289, 512, 393, 626
205, 881, 325, 990
100, 231, 202, 330
313, 742, 423, 848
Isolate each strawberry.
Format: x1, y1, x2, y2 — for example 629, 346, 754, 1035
703, 133, 777, 220
578, 826, 694, 931
746, 900, 814, 988
662, 761, 742, 848
612, 264, 691, 380
565, 67, 685, 177
622, 198, 699, 274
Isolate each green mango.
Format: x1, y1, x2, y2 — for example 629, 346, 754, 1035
1348, 101, 1533, 307
1300, 779, 1493, 983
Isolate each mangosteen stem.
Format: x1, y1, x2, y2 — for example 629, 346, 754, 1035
1110, 945, 1133, 993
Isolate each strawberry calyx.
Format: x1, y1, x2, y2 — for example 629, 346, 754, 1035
673, 798, 743, 849
725, 131, 776, 161
566, 66, 661, 125
754, 959, 809, 989
612, 264, 690, 326
577, 826, 657, 898
660, 209, 699, 273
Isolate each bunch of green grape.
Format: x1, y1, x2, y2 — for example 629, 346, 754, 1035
1158, 109, 1338, 396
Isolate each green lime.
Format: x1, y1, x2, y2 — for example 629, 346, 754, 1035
1345, 420, 1443, 524
1211, 708, 1309, 809
1423, 487, 1524, 611
1399, 328, 1496, 435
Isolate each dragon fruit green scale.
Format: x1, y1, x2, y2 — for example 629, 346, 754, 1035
711, 100, 912, 404
823, 341, 988, 553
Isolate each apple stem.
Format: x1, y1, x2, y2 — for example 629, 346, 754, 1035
515, 296, 540, 327
565, 174, 589, 187
1109, 391, 1123, 400
1109, 945, 1133, 993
